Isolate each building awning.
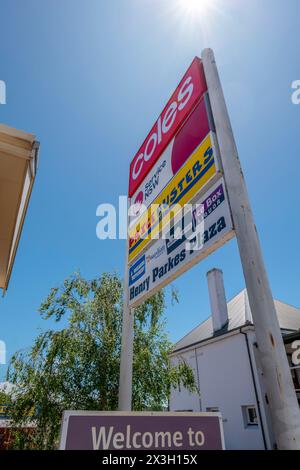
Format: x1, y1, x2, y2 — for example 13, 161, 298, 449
0, 124, 39, 292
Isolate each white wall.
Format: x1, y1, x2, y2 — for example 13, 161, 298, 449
170, 332, 267, 450
170, 351, 201, 412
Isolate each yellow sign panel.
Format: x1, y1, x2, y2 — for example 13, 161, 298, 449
129, 132, 219, 263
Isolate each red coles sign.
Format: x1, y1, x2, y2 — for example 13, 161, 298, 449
128, 57, 207, 197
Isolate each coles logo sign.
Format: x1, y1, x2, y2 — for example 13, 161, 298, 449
128, 57, 207, 197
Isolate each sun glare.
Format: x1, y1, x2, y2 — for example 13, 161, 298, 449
179, 0, 212, 16
167, 0, 224, 44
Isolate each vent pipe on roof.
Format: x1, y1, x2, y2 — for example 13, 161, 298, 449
207, 268, 228, 333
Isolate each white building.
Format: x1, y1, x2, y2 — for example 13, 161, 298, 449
169, 269, 300, 450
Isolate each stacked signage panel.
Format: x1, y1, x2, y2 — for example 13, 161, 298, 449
128, 57, 235, 307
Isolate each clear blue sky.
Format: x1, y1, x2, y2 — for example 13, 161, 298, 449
0, 0, 299, 381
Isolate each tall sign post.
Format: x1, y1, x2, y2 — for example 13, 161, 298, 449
201, 48, 300, 449
118, 50, 300, 449
118, 222, 134, 411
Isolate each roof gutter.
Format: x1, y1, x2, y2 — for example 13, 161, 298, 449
170, 323, 255, 357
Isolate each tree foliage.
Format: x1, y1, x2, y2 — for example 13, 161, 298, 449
7, 272, 196, 449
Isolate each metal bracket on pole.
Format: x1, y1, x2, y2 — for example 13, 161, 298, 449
202, 48, 300, 449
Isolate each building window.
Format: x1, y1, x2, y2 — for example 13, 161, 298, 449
206, 407, 219, 413
242, 405, 258, 426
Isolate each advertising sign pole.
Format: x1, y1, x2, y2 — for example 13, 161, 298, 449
118, 205, 134, 411
202, 48, 300, 449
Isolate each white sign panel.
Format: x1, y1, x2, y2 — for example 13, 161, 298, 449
128, 178, 234, 307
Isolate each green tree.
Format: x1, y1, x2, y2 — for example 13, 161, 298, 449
0, 389, 12, 415
0, 389, 13, 449
7, 272, 196, 449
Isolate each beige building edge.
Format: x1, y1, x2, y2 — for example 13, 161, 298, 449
0, 124, 39, 292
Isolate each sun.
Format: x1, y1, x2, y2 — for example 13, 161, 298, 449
167, 0, 222, 40
178, 0, 212, 16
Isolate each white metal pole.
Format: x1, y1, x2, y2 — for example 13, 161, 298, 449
118, 200, 134, 411
202, 48, 300, 449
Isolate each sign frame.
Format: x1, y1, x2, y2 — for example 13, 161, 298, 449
119, 55, 232, 412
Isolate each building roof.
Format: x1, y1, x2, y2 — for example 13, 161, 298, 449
0, 124, 39, 291
172, 289, 300, 353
